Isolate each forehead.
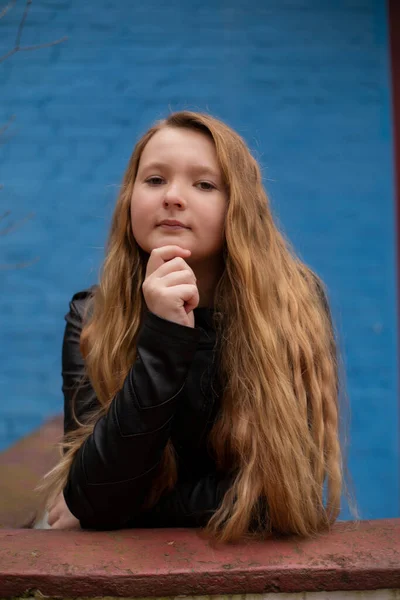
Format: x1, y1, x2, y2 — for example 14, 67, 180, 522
139, 127, 219, 169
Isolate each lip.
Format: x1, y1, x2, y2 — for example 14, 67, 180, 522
158, 220, 190, 228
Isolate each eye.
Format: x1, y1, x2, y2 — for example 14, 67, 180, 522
145, 176, 164, 185
195, 181, 216, 191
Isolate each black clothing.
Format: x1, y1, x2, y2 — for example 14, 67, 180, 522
62, 287, 232, 530
62, 277, 334, 531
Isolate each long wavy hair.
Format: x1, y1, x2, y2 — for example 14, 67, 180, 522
41, 110, 353, 541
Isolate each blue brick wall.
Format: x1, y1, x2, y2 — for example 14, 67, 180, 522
0, 0, 397, 519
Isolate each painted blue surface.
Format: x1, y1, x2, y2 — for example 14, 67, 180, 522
0, 0, 398, 519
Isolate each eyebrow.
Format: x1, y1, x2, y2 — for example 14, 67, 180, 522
139, 162, 221, 180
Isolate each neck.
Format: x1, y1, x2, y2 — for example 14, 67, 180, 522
192, 256, 225, 308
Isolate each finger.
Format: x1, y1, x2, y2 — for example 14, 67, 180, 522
61, 516, 80, 530
47, 509, 59, 527
51, 518, 67, 530
49, 491, 64, 510
146, 246, 191, 278
159, 270, 197, 288
50, 514, 79, 530
49, 518, 61, 529
47, 497, 63, 524
151, 256, 196, 280
165, 284, 199, 313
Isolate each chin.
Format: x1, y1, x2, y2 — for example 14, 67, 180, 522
153, 231, 192, 249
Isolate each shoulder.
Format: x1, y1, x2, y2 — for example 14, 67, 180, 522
66, 284, 98, 324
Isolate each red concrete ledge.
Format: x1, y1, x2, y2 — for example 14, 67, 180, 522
0, 519, 399, 598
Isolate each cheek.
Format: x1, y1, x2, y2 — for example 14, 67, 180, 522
129, 202, 138, 233
209, 203, 227, 235
200, 209, 225, 248
130, 192, 150, 225
130, 201, 147, 242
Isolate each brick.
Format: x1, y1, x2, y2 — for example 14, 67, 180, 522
0, 0, 398, 520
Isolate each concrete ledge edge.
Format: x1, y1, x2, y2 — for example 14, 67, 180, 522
0, 519, 399, 597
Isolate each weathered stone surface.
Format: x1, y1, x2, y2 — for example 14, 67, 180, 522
0, 519, 399, 598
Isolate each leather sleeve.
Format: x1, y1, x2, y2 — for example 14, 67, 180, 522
126, 472, 233, 528
62, 291, 99, 436
62, 292, 203, 529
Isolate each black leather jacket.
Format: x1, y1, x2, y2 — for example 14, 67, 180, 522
62, 287, 232, 530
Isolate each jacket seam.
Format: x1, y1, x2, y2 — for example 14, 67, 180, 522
86, 460, 160, 487
115, 402, 175, 438
130, 374, 186, 412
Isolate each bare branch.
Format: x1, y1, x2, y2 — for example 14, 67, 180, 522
0, 114, 16, 137
0, 0, 67, 63
0, 0, 16, 20
0, 2, 66, 270
0, 256, 39, 270
18, 36, 68, 53
0, 48, 16, 62
15, 0, 31, 48
0, 212, 34, 236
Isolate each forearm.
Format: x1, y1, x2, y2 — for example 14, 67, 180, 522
63, 311, 201, 529
125, 472, 233, 529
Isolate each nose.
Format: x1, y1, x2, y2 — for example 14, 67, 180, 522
163, 183, 186, 209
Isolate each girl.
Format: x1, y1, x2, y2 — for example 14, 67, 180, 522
41, 110, 346, 542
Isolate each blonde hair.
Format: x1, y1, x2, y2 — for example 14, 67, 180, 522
41, 110, 354, 541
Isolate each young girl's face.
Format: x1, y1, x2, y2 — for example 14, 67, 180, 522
130, 127, 228, 264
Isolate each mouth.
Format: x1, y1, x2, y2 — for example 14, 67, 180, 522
158, 224, 189, 230
157, 220, 190, 229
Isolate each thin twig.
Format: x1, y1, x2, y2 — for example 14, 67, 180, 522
0, 115, 16, 136
15, 0, 31, 48
0, 0, 16, 20
0, 48, 15, 62
18, 37, 68, 53
0, 211, 34, 236
0, 1, 62, 271
0, 0, 67, 63
0, 256, 39, 270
